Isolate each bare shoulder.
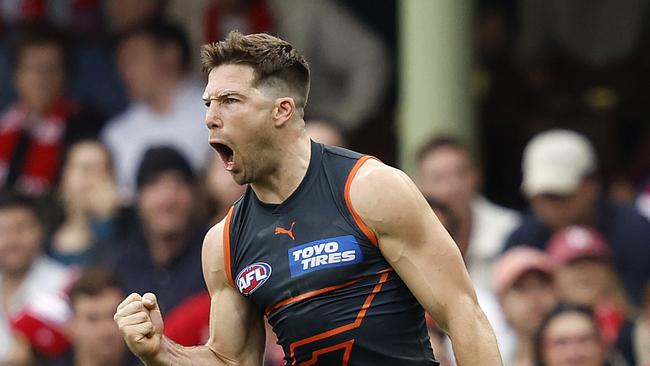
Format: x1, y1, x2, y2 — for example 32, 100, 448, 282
203, 220, 226, 265
202, 218, 230, 293
349, 158, 426, 236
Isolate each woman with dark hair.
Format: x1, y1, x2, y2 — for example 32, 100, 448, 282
534, 303, 629, 366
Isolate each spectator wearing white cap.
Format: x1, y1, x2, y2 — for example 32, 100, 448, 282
503, 129, 650, 305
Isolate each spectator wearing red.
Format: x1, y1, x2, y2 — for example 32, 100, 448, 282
0, 22, 105, 197
46, 267, 139, 366
0, 190, 73, 363
547, 225, 636, 365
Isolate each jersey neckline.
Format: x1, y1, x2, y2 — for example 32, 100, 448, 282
250, 140, 322, 214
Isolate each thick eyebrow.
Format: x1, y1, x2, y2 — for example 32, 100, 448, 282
202, 90, 246, 103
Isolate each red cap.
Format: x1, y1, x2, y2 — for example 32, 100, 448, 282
546, 226, 610, 265
492, 246, 554, 295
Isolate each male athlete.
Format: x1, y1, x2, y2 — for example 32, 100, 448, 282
114, 32, 502, 365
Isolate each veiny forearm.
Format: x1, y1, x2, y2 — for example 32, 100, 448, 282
446, 301, 503, 366
143, 337, 237, 366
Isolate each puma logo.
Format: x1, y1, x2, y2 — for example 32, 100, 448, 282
275, 222, 295, 240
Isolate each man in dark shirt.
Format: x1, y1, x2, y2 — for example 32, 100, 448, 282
503, 129, 650, 304
109, 146, 207, 313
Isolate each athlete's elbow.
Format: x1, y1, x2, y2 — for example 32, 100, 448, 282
443, 293, 489, 333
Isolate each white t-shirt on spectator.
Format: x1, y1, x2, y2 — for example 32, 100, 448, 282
102, 80, 211, 200
467, 196, 521, 290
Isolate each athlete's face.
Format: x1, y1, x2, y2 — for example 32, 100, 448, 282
203, 64, 277, 185
541, 312, 604, 366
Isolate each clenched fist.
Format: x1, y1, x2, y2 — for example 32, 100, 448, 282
114, 293, 164, 361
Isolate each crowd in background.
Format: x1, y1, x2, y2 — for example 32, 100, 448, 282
0, 1, 649, 366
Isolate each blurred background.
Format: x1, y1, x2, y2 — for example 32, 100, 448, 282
0, 0, 648, 365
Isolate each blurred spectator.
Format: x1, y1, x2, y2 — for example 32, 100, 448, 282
105, 0, 165, 34
516, 0, 648, 66
534, 303, 622, 366
49, 140, 126, 266
46, 267, 138, 366
101, 18, 211, 199
108, 146, 207, 314
424, 197, 460, 246
492, 246, 557, 366
546, 226, 635, 364
201, 153, 245, 225
634, 282, 650, 366
504, 129, 650, 304
635, 181, 650, 222
424, 196, 500, 366
0, 190, 72, 364
0, 22, 105, 197
305, 120, 346, 147
416, 136, 521, 290
169, 0, 390, 131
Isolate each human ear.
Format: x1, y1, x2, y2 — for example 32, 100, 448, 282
273, 97, 295, 127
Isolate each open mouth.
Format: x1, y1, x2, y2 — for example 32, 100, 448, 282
211, 142, 235, 170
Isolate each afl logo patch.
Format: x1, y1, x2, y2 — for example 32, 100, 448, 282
236, 262, 272, 296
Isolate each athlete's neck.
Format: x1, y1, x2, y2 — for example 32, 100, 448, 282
250, 134, 312, 204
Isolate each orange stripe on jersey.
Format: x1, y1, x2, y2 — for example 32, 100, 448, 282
300, 339, 355, 366
265, 268, 394, 317
288, 271, 391, 365
265, 278, 363, 317
344, 155, 379, 246
223, 206, 235, 287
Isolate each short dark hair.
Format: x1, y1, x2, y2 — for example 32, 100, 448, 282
68, 267, 124, 308
136, 146, 194, 191
416, 136, 469, 164
533, 303, 599, 366
0, 189, 38, 216
117, 17, 192, 73
200, 31, 310, 112
10, 21, 72, 75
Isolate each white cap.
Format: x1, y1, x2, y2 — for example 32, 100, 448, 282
522, 129, 597, 197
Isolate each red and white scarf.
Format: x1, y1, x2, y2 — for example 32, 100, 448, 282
0, 99, 75, 195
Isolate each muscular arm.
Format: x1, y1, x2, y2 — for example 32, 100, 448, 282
349, 159, 502, 366
115, 220, 265, 366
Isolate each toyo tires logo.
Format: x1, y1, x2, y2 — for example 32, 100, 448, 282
236, 262, 272, 296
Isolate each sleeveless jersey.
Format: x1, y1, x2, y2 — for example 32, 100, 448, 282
225, 141, 438, 366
